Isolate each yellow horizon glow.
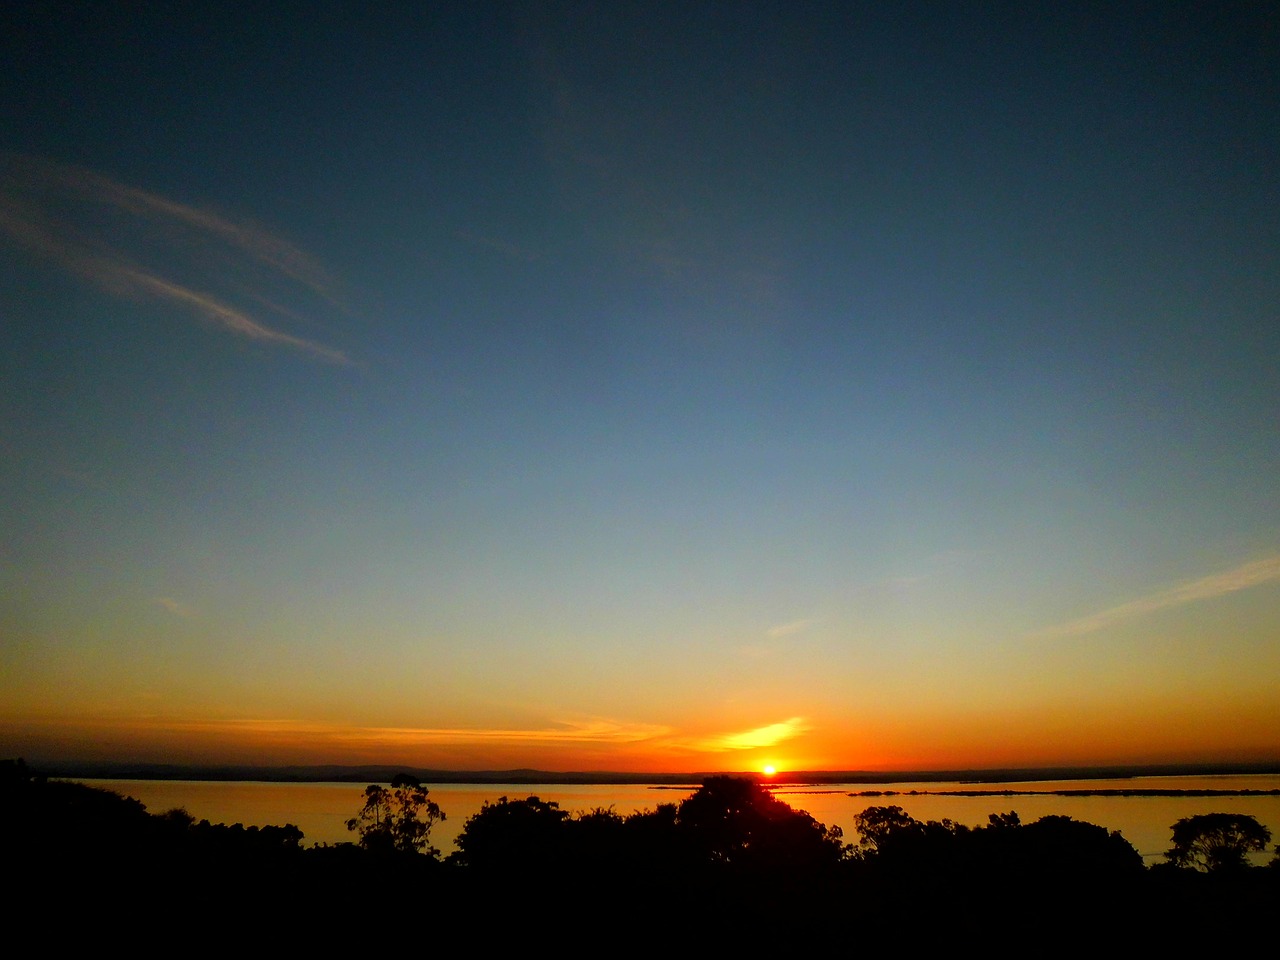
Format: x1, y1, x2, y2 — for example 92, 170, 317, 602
5, 697, 1280, 773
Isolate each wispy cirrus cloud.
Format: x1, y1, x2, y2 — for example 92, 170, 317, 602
323, 716, 811, 754
122, 268, 349, 363
766, 618, 814, 639
13, 711, 817, 764
150, 715, 674, 747
1032, 555, 1280, 640
338, 717, 674, 746
457, 228, 543, 263
741, 617, 816, 658
0, 152, 349, 363
673, 717, 812, 753
152, 597, 195, 618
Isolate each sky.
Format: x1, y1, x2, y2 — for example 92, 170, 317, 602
2, 2, 1278, 774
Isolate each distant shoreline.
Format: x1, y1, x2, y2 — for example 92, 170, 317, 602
845, 787, 1280, 798
24, 758, 1280, 786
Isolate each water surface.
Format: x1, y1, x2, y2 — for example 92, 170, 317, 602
83, 774, 1280, 865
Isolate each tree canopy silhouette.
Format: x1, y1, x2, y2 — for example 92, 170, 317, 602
851, 804, 930, 856
1164, 812, 1272, 872
451, 795, 571, 870
675, 775, 848, 870
346, 774, 445, 856
448, 778, 848, 876
850, 803, 1142, 887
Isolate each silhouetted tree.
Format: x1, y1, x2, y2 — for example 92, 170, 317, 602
346, 774, 444, 856
851, 804, 1141, 899
851, 805, 924, 856
567, 806, 627, 865
1014, 814, 1143, 878
986, 810, 1021, 830
676, 775, 847, 870
1165, 813, 1272, 872
451, 795, 571, 870
849, 804, 978, 889
619, 802, 685, 870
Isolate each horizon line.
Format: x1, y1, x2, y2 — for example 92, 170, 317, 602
21, 757, 1280, 785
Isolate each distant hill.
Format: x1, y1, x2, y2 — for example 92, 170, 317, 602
21, 758, 1280, 784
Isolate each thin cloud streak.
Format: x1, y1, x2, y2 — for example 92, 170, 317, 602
672, 717, 811, 753
343, 718, 674, 745
122, 269, 349, 363
1032, 555, 1280, 639
152, 597, 195, 618
154, 716, 674, 746
21, 713, 814, 757
458, 228, 543, 263
0, 153, 349, 363
4, 152, 344, 309
766, 618, 814, 639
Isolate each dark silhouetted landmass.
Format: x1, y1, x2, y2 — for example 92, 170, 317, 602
5, 758, 1277, 949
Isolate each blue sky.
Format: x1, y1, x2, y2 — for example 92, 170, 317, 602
2, 2, 1277, 771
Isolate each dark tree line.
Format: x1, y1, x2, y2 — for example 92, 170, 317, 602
5, 759, 1277, 947
448, 776, 847, 875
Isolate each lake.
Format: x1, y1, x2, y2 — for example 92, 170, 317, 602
81, 774, 1280, 866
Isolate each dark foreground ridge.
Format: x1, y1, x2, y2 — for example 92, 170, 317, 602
5, 758, 1277, 949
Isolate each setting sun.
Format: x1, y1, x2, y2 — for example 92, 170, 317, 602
2, 2, 1278, 792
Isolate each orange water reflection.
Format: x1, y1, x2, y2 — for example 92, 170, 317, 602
85, 775, 1280, 864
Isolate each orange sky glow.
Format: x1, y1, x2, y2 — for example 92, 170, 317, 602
3, 6, 1279, 779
